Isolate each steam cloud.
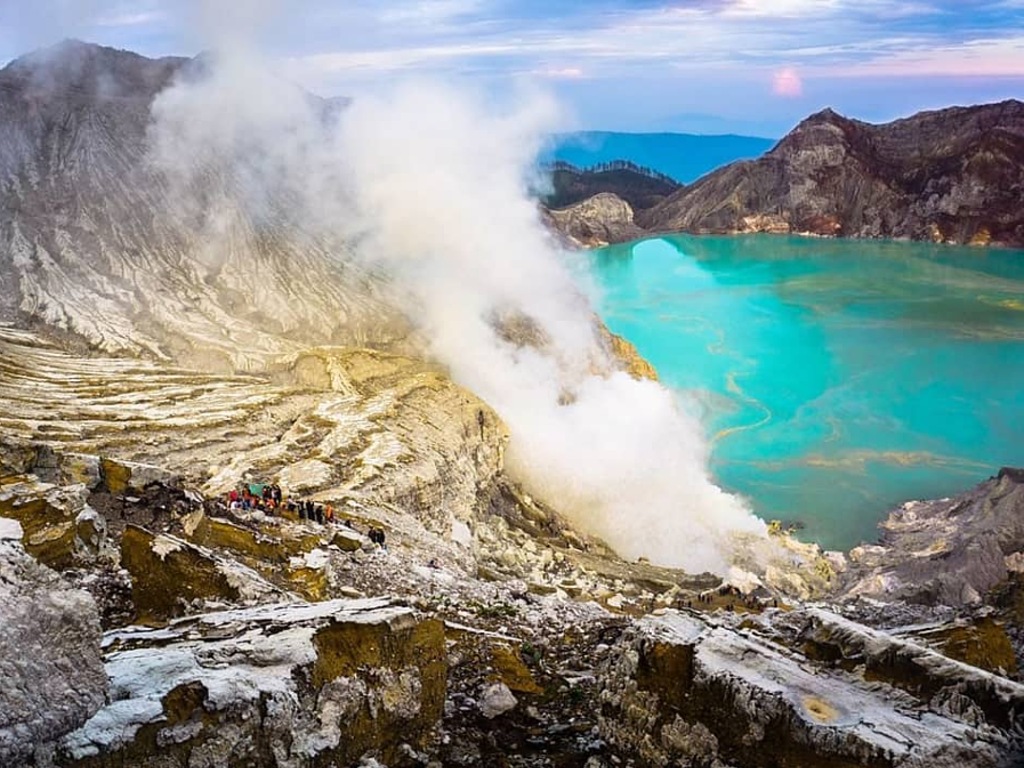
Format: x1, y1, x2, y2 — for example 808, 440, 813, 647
147, 37, 768, 574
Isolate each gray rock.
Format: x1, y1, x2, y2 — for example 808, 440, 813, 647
840, 467, 1024, 607
0, 531, 107, 766
478, 682, 517, 719
546, 193, 644, 247
599, 609, 1024, 767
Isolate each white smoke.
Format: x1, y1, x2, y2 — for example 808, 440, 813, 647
147, 38, 768, 574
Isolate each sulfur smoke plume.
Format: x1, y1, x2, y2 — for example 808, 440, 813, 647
147, 44, 768, 574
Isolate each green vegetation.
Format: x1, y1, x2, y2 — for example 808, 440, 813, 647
542, 160, 681, 211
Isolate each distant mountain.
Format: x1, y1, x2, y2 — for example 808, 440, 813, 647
545, 131, 776, 184
639, 101, 1024, 246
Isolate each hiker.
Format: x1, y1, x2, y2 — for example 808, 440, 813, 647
325, 504, 334, 523
315, 505, 325, 524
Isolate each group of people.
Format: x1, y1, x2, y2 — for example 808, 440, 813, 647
223, 482, 388, 548
226, 483, 337, 523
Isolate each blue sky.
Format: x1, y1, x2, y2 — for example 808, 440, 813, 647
1, 0, 1022, 136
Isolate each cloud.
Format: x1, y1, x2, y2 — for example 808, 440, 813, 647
532, 66, 586, 79
772, 66, 803, 96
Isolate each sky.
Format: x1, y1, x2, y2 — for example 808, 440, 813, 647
0, 0, 1022, 136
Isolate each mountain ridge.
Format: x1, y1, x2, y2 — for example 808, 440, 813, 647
637, 98, 1024, 246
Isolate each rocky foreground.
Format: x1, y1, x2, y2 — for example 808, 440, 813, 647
549, 101, 1024, 248
3, 437, 1024, 767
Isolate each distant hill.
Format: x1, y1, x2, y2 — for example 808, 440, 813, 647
543, 160, 681, 211
545, 131, 776, 184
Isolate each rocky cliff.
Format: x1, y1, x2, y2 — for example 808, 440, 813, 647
639, 100, 1024, 246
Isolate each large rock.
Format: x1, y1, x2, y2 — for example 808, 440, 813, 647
840, 468, 1024, 607
599, 609, 1024, 767
546, 193, 644, 247
58, 597, 446, 767
0, 474, 103, 569
0, 520, 107, 766
120, 525, 291, 621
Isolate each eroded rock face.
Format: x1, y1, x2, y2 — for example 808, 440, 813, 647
121, 525, 292, 621
599, 610, 1024, 767
58, 598, 446, 768
0, 522, 107, 767
546, 193, 644, 247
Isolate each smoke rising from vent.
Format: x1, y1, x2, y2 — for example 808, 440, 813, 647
147, 33, 768, 574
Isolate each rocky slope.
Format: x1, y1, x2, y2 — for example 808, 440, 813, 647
0, 40, 404, 370
639, 100, 1024, 245
1, 39, 1023, 768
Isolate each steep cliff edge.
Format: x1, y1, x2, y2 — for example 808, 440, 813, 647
637, 101, 1024, 246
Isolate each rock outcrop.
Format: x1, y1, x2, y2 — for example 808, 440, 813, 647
600, 609, 1024, 767
840, 467, 1024, 607
58, 598, 446, 767
0, 520, 107, 766
546, 193, 644, 247
638, 101, 1024, 246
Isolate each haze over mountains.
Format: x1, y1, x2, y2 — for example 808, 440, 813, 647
546, 131, 776, 184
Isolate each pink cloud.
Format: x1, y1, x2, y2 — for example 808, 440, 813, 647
772, 67, 803, 97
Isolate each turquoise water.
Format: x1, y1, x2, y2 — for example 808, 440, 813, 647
590, 235, 1024, 550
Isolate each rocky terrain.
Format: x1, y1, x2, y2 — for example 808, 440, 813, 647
0, 40, 1023, 768
548, 100, 1024, 247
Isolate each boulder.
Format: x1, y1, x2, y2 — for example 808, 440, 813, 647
478, 682, 517, 719
0, 476, 95, 569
